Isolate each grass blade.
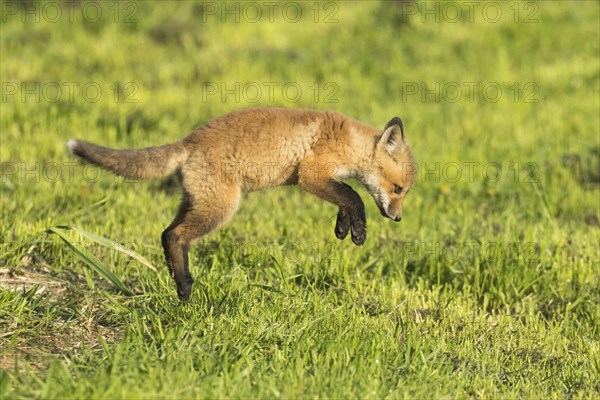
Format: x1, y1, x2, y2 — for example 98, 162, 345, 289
47, 226, 133, 295
68, 226, 158, 272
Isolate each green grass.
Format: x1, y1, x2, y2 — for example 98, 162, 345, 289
1, 1, 599, 398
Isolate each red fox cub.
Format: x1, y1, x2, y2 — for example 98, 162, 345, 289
68, 107, 416, 300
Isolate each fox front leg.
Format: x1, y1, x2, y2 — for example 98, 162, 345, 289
335, 208, 351, 240
337, 204, 366, 245
298, 169, 367, 246
347, 204, 367, 246
334, 182, 367, 245
336, 207, 366, 245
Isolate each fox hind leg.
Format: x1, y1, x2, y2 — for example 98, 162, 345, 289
162, 185, 241, 301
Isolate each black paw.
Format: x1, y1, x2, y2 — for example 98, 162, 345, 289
351, 220, 367, 246
176, 274, 194, 302
335, 209, 351, 240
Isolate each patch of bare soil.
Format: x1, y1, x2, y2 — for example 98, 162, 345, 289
0, 250, 123, 374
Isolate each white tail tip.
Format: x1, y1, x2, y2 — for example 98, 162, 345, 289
66, 139, 78, 153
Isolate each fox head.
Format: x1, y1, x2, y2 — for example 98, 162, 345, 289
362, 117, 416, 222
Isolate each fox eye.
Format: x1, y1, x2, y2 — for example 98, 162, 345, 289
393, 185, 403, 195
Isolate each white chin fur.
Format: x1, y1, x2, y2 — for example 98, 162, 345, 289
360, 175, 390, 213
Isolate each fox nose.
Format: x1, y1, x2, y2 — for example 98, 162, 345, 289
394, 216, 402, 222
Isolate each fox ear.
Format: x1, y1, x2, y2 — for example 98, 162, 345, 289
378, 117, 405, 154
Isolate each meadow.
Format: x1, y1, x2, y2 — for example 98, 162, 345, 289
1, 1, 599, 398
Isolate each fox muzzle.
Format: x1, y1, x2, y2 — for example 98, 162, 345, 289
378, 206, 401, 222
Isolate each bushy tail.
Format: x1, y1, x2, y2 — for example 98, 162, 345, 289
67, 139, 189, 180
